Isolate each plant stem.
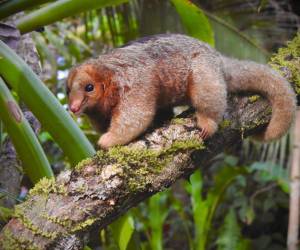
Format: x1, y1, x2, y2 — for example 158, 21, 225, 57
0, 0, 53, 20
0, 77, 53, 183
16, 0, 128, 34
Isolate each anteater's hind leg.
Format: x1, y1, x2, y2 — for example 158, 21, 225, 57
189, 63, 227, 139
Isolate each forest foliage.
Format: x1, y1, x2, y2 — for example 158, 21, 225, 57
0, 0, 298, 249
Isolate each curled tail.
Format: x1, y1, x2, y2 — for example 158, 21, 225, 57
222, 57, 296, 141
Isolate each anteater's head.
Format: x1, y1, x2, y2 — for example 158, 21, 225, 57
66, 63, 116, 116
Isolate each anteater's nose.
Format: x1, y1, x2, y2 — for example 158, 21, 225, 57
69, 102, 81, 113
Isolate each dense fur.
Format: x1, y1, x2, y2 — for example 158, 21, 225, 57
66, 34, 296, 149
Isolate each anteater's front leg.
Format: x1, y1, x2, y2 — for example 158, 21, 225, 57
98, 86, 157, 149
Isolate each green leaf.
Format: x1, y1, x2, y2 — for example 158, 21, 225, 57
217, 209, 240, 250
170, 194, 194, 250
110, 214, 135, 250
171, 0, 214, 46
245, 207, 255, 225
0, 0, 53, 20
0, 120, 8, 150
148, 191, 170, 250
83, 246, 92, 250
250, 162, 289, 192
65, 30, 92, 54
0, 206, 13, 222
217, 209, 251, 250
0, 40, 95, 166
32, 32, 57, 81
258, 0, 269, 12
170, 0, 265, 62
224, 155, 239, 166
188, 170, 206, 250
44, 27, 72, 66
186, 167, 248, 250
16, 0, 128, 34
0, 77, 53, 183
237, 239, 251, 250
204, 12, 268, 63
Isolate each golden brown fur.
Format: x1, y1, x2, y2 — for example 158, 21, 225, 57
66, 34, 296, 149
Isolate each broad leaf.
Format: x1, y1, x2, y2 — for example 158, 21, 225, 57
16, 0, 129, 34
171, 0, 214, 46
186, 166, 248, 250
250, 162, 289, 192
0, 77, 53, 182
0, 0, 53, 20
217, 209, 251, 250
111, 214, 135, 250
205, 12, 268, 63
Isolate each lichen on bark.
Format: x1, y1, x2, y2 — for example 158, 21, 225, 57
270, 32, 300, 94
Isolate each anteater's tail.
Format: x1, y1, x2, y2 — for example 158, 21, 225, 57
222, 57, 296, 141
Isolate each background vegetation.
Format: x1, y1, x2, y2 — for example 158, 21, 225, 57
0, 0, 299, 249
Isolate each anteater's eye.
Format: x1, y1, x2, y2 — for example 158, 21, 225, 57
85, 83, 94, 92
66, 87, 70, 95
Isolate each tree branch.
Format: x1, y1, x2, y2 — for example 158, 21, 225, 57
0, 94, 271, 249
0, 33, 299, 250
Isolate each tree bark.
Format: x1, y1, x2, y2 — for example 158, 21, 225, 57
0, 33, 299, 250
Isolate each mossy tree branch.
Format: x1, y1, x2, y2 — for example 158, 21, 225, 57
0, 34, 299, 250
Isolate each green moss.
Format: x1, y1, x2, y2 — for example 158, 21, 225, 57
94, 146, 166, 191
43, 214, 96, 233
2, 230, 20, 250
75, 138, 204, 192
241, 111, 270, 132
171, 118, 186, 125
70, 218, 97, 233
162, 139, 204, 155
29, 177, 67, 196
219, 119, 231, 129
269, 32, 300, 94
76, 182, 88, 193
42, 214, 72, 228
2, 229, 39, 250
75, 157, 94, 171
265, 107, 272, 115
103, 139, 204, 172
253, 118, 266, 127
108, 146, 162, 171
248, 95, 260, 103
14, 207, 58, 240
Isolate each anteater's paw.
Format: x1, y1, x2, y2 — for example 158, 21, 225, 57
97, 132, 118, 150
196, 115, 218, 140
